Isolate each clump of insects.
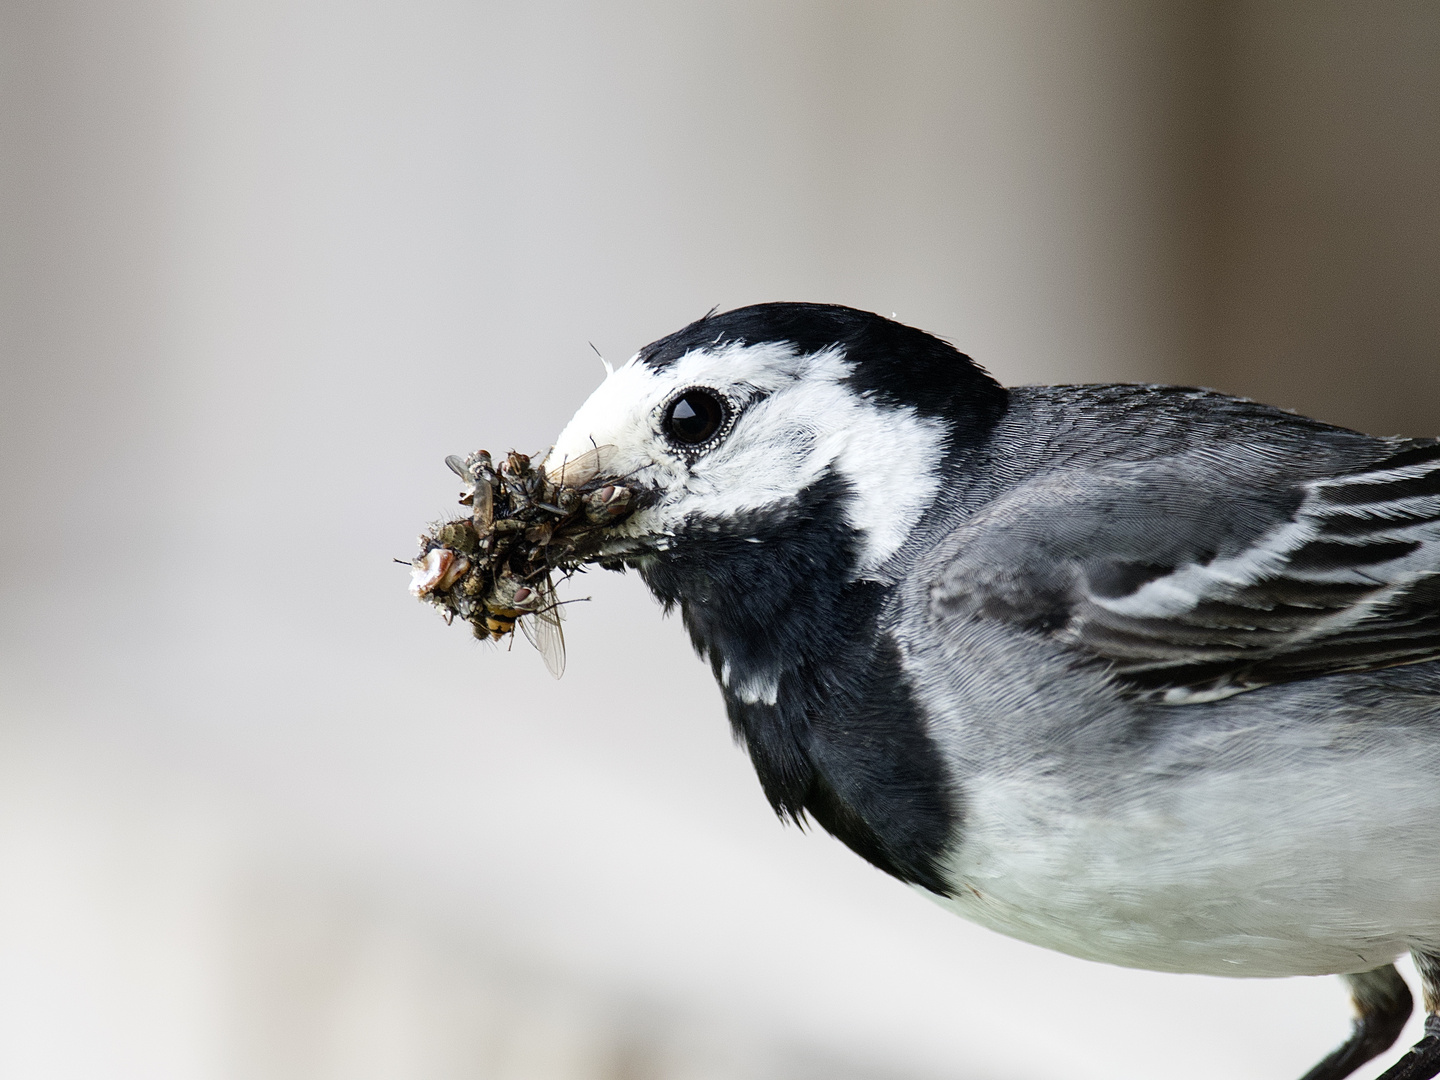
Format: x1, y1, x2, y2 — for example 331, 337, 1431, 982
407, 445, 635, 678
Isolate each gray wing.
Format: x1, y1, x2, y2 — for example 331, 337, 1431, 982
930, 439, 1440, 704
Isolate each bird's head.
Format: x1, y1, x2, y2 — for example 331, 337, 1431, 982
544, 303, 1008, 582
538, 304, 995, 888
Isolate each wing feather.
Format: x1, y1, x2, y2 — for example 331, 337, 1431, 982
931, 439, 1440, 704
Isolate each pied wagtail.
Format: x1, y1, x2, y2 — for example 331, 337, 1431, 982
534, 303, 1440, 1080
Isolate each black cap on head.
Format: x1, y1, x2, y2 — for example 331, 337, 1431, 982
639, 302, 1008, 429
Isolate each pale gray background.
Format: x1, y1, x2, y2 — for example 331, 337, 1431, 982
1, 2, 1437, 1078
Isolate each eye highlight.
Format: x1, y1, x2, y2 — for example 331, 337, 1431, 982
663, 389, 727, 446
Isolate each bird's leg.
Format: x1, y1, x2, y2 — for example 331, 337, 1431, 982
1300, 965, 1413, 1080
1373, 952, 1440, 1080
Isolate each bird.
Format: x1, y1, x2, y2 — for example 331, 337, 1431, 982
538, 302, 1440, 1080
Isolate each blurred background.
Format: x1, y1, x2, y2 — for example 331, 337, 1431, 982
1, 2, 1437, 1077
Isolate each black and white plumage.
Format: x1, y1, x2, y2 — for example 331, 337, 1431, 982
540, 303, 1440, 1080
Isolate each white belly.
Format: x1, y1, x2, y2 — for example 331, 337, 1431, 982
931, 751, 1440, 977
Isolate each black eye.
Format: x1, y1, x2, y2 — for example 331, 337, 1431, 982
663, 389, 726, 445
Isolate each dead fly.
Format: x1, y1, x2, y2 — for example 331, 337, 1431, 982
486, 570, 568, 678
406, 445, 635, 678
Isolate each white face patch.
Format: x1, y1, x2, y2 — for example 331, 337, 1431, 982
544, 341, 949, 576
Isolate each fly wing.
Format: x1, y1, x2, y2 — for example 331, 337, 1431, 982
518, 577, 567, 679
544, 444, 617, 488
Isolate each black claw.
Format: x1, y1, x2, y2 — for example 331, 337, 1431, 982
1374, 1015, 1440, 1080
